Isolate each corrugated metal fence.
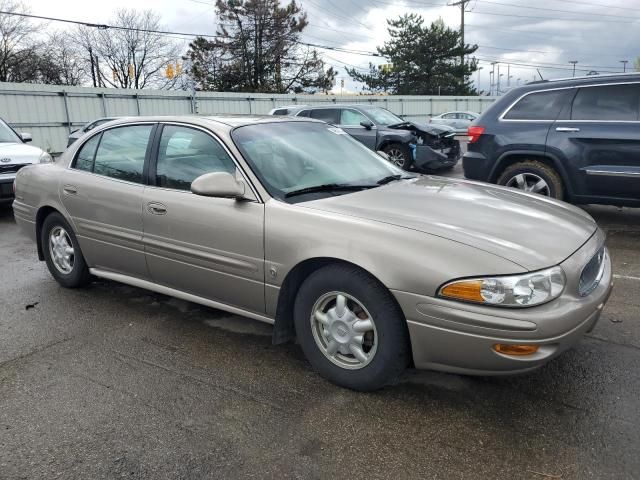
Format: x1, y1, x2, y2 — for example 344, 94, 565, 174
0, 82, 496, 154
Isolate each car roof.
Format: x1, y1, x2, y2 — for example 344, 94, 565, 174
526, 73, 640, 89
102, 114, 322, 131
436, 111, 478, 115
289, 104, 387, 110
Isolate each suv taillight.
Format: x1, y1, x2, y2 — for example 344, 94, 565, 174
468, 126, 485, 144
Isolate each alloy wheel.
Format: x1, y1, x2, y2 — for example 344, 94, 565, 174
505, 173, 551, 196
49, 226, 75, 274
386, 148, 407, 168
310, 291, 378, 370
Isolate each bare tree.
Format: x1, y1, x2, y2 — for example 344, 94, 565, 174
89, 9, 182, 89
38, 32, 86, 86
0, 0, 39, 82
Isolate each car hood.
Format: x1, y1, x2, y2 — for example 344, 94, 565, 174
386, 121, 456, 138
0, 142, 43, 164
301, 176, 597, 271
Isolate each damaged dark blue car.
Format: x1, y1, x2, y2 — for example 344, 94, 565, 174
269, 104, 461, 171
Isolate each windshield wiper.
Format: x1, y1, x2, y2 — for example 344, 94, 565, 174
285, 183, 375, 198
377, 174, 415, 185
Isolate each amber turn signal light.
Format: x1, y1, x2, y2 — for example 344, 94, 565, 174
493, 344, 539, 356
440, 280, 484, 303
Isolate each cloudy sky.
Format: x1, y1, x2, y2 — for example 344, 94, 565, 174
25, 0, 640, 94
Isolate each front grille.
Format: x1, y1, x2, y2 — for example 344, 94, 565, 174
579, 247, 606, 297
0, 163, 29, 175
0, 181, 13, 199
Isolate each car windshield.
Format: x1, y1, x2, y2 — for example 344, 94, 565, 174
0, 119, 21, 143
232, 121, 406, 202
362, 107, 405, 126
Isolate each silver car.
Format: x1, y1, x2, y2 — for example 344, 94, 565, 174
429, 111, 479, 132
13, 116, 613, 391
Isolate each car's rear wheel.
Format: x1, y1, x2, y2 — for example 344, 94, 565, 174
383, 143, 413, 170
294, 263, 411, 391
497, 160, 564, 200
41, 212, 91, 288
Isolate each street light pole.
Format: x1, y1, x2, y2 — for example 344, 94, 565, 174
569, 60, 578, 77
477, 66, 483, 93
490, 62, 497, 96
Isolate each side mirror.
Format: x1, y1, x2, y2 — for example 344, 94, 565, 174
191, 172, 246, 199
20, 132, 32, 143
360, 120, 374, 130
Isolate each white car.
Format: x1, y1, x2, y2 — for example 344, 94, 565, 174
428, 111, 479, 132
0, 118, 51, 206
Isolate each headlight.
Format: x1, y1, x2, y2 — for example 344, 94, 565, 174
439, 266, 565, 308
39, 151, 53, 164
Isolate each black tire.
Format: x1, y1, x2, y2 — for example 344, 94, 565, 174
41, 212, 91, 288
497, 160, 564, 200
382, 143, 413, 171
294, 263, 411, 391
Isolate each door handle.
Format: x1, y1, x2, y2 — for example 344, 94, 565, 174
556, 127, 580, 133
147, 202, 167, 215
62, 185, 78, 195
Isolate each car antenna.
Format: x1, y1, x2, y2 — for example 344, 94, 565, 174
537, 69, 544, 81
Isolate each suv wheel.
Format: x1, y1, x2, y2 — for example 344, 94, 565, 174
41, 212, 92, 288
497, 161, 564, 200
294, 263, 411, 391
383, 144, 413, 170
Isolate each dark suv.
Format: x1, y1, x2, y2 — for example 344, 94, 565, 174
270, 104, 460, 172
464, 74, 640, 207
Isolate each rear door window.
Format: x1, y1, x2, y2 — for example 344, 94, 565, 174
74, 134, 101, 172
503, 89, 570, 121
571, 84, 640, 121
93, 125, 153, 184
308, 109, 340, 124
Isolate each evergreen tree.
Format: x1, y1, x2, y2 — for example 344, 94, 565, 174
187, 0, 336, 93
347, 15, 478, 95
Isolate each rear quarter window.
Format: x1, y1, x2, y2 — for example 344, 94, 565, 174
503, 89, 570, 121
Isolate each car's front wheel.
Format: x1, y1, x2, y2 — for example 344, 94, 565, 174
294, 263, 411, 391
497, 160, 564, 200
41, 212, 91, 288
383, 143, 413, 170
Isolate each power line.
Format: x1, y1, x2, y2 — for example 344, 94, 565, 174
557, 0, 640, 12
0, 10, 383, 57
468, 9, 640, 24
473, 0, 639, 20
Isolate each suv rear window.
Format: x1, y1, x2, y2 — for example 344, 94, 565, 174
571, 84, 640, 121
503, 89, 569, 121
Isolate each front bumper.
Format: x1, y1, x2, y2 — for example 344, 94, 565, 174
393, 229, 613, 375
414, 141, 461, 171
0, 173, 16, 204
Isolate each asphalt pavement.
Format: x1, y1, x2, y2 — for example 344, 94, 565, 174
1, 171, 640, 479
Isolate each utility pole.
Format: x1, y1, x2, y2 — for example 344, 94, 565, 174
497, 64, 501, 95
450, 0, 470, 89
490, 61, 497, 96
477, 66, 483, 93
569, 60, 578, 77
620, 60, 628, 73
507, 63, 510, 87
